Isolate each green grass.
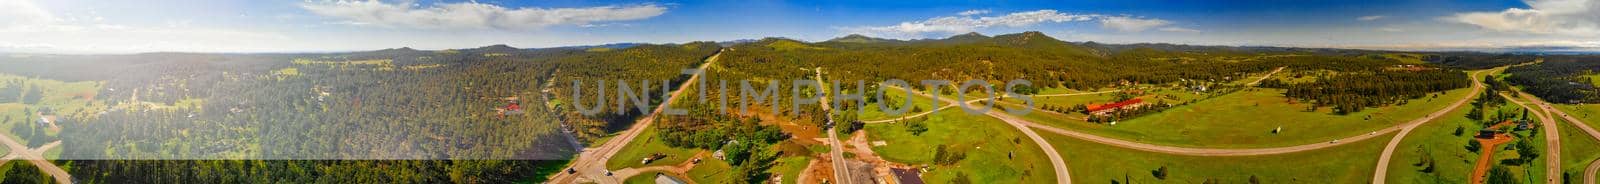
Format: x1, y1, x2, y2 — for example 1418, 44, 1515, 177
1380, 53, 1429, 64
1034, 87, 1090, 95
1558, 118, 1600, 183
766, 40, 826, 51
771, 156, 810, 184
1384, 98, 1509, 183
1043, 129, 1392, 183
604, 128, 701, 170
1553, 104, 1600, 129
854, 90, 935, 121
1583, 74, 1600, 87
1386, 95, 1544, 184
1501, 128, 1547, 184
0, 74, 105, 145
1552, 103, 1600, 183
1018, 86, 1472, 148
685, 158, 732, 183
1000, 87, 1206, 120
864, 110, 1055, 183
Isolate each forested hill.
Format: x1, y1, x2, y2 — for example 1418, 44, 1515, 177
0, 31, 1537, 182
1505, 55, 1600, 104
0, 42, 728, 182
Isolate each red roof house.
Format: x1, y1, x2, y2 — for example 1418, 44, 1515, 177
1086, 98, 1142, 113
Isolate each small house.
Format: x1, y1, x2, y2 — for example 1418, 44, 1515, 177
1085, 98, 1143, 115
1476, 129, 1497, 139
891, 168, 925, 184
654, 173, 687, 184
37, 117, 51, 127
1515, 120, 1532, 130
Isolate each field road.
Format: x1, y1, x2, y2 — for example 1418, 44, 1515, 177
1503, 91, 1562, 184
1517, 91, 1600, 184
1371, 70, 1486, 184
0, 134, 70, 184
887, 85, 1073, 184
608, 152, 706, 183
547, 49, 723, 184
1246, 66, 1286, 86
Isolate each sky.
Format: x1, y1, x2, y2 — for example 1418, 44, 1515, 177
2, 0, 1598, 54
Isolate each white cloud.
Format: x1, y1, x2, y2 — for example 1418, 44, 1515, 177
0, 0, 57, 28
1377, 27, 1404, 32
1338, 39, 1600, 51
0, 0, 299, 54
957, 9, 990, 16
1100, 16, 1171, 32
299, 0, 666, 30
1158, 27, 1201, 33
1442, 0, 1600, 35
1358, 15, 1386, 21
836, 10, 1097, 38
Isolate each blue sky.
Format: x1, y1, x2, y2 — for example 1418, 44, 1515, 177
2, 0, 1597, 53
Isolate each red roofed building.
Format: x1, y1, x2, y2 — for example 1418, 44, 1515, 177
1085, 98, 1142, 114
506, 102, 521, 111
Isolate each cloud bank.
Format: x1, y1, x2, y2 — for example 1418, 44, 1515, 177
838, 10, 1195, 39
1101, 16, 1172, 32
1443, 0, 1600, 35
300, 0, 667, 30
957, 9, 990, 16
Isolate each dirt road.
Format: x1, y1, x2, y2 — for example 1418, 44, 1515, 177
548, 49, 723, 184
1470, 133, 1514, 184
1247, 67, 1286, 86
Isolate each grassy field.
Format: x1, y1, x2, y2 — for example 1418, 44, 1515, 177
614, 146, 781, 184
1556, 119, 1598, 183
1043, 130, 1392, 183
1507, 127, 1548, 184
1553, 104, 1600, 129
864, 110, 1055, 183
1583, 74, 1600, 87
1385, 100, 1506, 183
684, 158, 732, 183
855, 90, 935, 121
1388, 94, 1552, 183
1016, 86, 1471, 148
604, 128, 702, 170
0, 74, 104, 147
772, 156, 810, 184
1552, 104, 1600, 182
1379, 53, 1429, 64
